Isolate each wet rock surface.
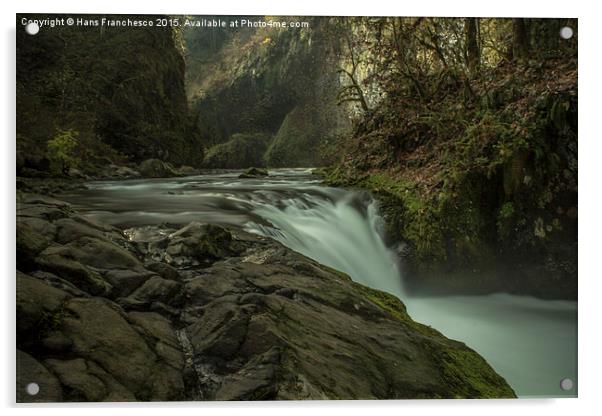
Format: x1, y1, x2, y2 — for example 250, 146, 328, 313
238, 167, 269, 179
16, 191, 515, 401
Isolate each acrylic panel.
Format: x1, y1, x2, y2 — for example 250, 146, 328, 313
16, 14, 578, 402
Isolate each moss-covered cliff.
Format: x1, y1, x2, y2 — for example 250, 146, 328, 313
17, 14, 203, 176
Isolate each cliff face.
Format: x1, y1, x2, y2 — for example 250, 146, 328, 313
324, 58, 577, 299
184, 17, 350, 167
17, 14, 203, 174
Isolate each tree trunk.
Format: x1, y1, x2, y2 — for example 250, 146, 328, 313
465, 18, 480, 73
512, 18, 530, 61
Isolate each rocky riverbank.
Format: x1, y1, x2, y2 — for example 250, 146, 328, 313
16, 189, 515, 401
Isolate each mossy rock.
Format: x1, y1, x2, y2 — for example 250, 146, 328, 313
239, 167, 269, 179
139, 159, 178, 178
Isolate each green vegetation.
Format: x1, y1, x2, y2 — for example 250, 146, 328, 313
37, 308, 67, 340
436, 348, 516, 398
351, 281, 441, 337
324, 18, 577, 298
47, 129, 80, 175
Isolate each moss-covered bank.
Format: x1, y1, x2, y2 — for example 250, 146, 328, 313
324, 59, 577, 299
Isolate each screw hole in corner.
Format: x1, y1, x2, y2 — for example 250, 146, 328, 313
25, 22, 40, 36
559, 26, 574, 40
560, 377, 574, 391
26, 382, 40, 396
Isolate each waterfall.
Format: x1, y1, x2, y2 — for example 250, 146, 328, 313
245, 191, 406, 298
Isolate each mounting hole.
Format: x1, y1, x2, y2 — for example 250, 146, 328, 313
25, 22, 40, 36
559, 26, 573, 40
560, 378, 574, 391
26, 382, 39, 396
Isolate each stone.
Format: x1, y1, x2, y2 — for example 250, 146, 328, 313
175, 165, 200, 176
44, 357, 137, 401
41, 332, 73, 352
215, 347, 280, 400
145, 261, 182, 281
166, 222, 239, 266
238, 167, 269, 179
45, 358, 107, 401
127, 311, 184, 369
113, 166, 142, 179
103, 269, 155, 297
118, 276, 182, 310
54, 218, 107, 244
203, 133, 270, 169
16, 271, 70, 337
62, 236, 142, 270
30, 271, 90, 297
16, 219, 55, 266
59, 297, 185, 401
139, 159, 178, 178
35, 245, 113, 296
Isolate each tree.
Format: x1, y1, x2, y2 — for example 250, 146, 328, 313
47, 129, 80, 175
465, 18, 480, 73
335, 18, 370, 115
512, 18, 530, 61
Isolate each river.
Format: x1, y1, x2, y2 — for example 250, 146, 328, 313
61, 168, 577, 398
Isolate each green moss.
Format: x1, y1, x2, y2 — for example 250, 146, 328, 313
351, 282, 440, 337
319, 264, 353, 282
349, 279, 515, 398
37, 308, 67, 339
436, 348, 516, 398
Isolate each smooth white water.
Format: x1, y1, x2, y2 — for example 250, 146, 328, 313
62, 168, 577, 397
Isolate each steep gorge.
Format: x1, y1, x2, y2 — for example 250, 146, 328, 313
184, 16, 350, 168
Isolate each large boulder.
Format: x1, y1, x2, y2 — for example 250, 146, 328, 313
238, 167, 269, 179
138, 159, 178, 178
180, 235, 516, 400
118, 276, 183, 310
35, 244, 114, 297
163, 222, 242, 267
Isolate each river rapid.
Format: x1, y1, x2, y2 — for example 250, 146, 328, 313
61, 168, 577, 398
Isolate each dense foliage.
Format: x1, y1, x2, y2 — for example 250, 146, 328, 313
324, 18, 577, 298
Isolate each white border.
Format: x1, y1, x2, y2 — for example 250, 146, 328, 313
2, 1, 600, 415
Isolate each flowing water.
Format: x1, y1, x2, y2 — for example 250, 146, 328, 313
61, 168, 577, 398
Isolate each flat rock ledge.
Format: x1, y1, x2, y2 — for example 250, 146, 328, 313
16, 192, 515, 402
